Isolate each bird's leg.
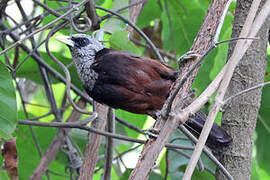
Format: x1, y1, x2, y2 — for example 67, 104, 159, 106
154, 110, 162, 118
141, 111, 162, 139
178, 51, 200, 66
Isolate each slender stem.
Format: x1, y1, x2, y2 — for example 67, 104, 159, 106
96, 6, 164, 63
18, 119, 195, 151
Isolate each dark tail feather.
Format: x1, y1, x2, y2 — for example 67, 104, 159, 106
184, 111, 232, 149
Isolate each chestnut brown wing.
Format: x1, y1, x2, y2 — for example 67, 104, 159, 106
88, 49, 177, 114
88, 49, 233, 149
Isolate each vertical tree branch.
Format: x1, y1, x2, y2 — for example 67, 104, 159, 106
184, 0, 270, 179
78, 103, 109, 180
216, 0, 269, 179
126, 0, 147, 33
85, 0, 100, 30
129, 1, 230, 179
102, 108, 115, 180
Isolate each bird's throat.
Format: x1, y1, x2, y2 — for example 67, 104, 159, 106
74, 57, 98, 91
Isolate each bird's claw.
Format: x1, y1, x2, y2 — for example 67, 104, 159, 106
178, 51, 200, 65
143, 127, 160, 140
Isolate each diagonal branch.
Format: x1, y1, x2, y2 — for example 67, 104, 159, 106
184, 0, 270, 179
29, 99, 86, 180
129, 1, 231, 179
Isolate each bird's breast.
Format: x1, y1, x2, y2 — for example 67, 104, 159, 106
79, 67, 99, 92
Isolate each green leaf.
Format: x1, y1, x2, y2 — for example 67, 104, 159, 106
194, 12, 233, 95
251, 156, 261, 180
119, 169, 132, 180
96, 0, 113, 17
0, 61, 17, 139
192, 49, 217, 95
115, 109, 147, 138
101, 0, 129, 33
0, 170, 10, 180
264, 54, 270, 82
149, 172, 163, 180
209, 14, 233, 80
48, 160, 69, 180
256, 86, 270, 178
110, 30, 143, 55
137, 1, 162, 28
161, 0, 206, 54
190, 168, 215, 180
159, 150, 168, 178
17, 124, 58, 179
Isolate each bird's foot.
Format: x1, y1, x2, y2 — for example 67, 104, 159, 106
148, 110, 162, 119
178, 51, 200, 66
154, 110, 162, 118
142, 127, 160, 140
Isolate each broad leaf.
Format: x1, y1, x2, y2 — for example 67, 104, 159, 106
110, 30, 143, 55
17, 124, 59, 180
0, 61, 17, 139
256, 86, 270, 177
0, 171, 9, 180
101, 0, 129, 34
137, 1, 162, 28
161, 0, 205, 54
115, 109, 147, 138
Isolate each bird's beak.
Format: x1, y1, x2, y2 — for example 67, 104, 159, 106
55, 35, 74, 47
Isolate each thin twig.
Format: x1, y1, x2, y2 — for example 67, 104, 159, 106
29, 99, 87, 180
85, 0, 100, 30
0, 0, 89, 56
178, 126, 232, 178
131, 38, 177, 61
45, 22, 92, 114
224, 81, 270, 105
96, 6, 164, 63
0, 22, 93, 103
18, 119, 196, 151
129, 1, 234, 179
116, 116, 144, 134
183, 0, 269, 179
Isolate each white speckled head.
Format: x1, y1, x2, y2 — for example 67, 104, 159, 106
55, 34, 105, 63
55, 34, 104, 90
70, 34, 104, 60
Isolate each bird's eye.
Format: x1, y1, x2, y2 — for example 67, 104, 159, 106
78, 38, 89, 47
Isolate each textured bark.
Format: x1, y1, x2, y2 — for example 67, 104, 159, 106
216, 0, 269, 179
129, 0, 230, 179
126, 0, 147, 33
78, 103, 109, 180
85, 0, 100, 30
102, 108, 115, 180
0, 0, 9, 18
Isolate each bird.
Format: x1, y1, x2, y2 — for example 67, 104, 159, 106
55, 34, 232, 149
